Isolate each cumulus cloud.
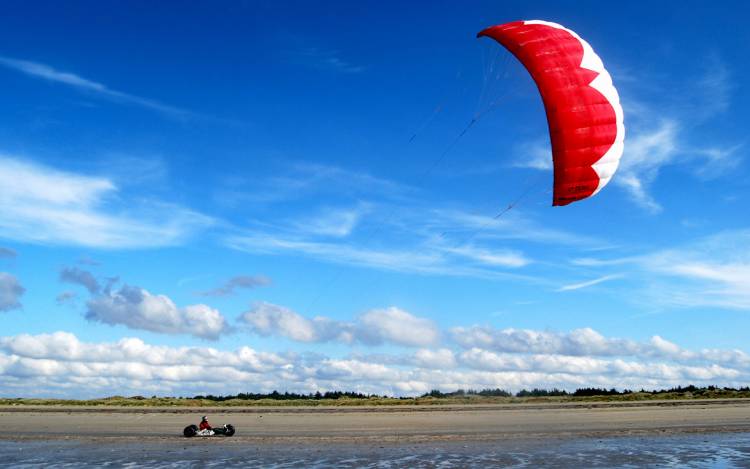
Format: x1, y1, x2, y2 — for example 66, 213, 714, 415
357, 307, 441, 347
241, 302, 344, 343
1, 331, 749, 398
198, 275, 271, 297
241, 303, 440, 347
413, 348, 457, 369
0, 273, 24, 312
451, 326, 639, 357
457, 348, 740, 382
450, 325, 750, 369
86, 284, 229, 340
0, 156, 213, 249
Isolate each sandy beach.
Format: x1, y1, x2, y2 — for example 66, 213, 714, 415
2, 399, 750, 443
2, 401, 750, 467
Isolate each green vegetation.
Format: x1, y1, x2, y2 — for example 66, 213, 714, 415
1, 385, 749, 407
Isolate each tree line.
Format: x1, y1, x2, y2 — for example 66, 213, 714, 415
188, 385, 750, 401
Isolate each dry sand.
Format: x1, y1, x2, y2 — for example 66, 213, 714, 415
2, 399, 750, 443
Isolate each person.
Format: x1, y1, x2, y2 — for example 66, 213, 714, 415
199, 415, 212, 431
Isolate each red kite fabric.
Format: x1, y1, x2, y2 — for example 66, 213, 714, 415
478, 20, 625, 206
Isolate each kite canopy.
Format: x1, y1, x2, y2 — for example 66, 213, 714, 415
478, 20, 624, 206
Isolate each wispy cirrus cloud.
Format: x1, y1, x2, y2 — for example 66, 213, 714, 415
557, 274, 623, 292
569, 229, 750, 311
291, 205, 369, 238
225, 231, 537, 281
0, 155, 213, 249
512, 139, 553, 171
216, 162, 411, 207
642, 230, 750, 310
221, 162, 617, 281
0, 56, 191, 118
292, 47, 366, 74
198, 275, 271, 297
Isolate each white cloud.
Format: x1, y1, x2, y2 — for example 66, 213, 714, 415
450, 325, 750, 372
1, 330, 748, 398
0, 56, 190, 118
358, 307, 441, 347
241, 302, 343, 343
413, 348, 457, 369
240, 303, 440, 347
56, 267, 244, 339
451, 326, 639, 357
86, 284, 229, 340
0, 273, 24, 312
0, 156, 213, 248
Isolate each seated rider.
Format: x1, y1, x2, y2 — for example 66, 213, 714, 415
199, 416, 212, 431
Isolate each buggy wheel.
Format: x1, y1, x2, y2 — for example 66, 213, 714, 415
183, 424, 198, 437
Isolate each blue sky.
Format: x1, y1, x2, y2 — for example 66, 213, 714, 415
0, 1, 748, 397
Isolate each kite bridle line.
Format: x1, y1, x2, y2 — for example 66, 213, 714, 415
298, 41, 526, 314
438, 171, 549, 246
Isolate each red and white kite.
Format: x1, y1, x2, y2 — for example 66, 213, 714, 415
478, 20, 625, 206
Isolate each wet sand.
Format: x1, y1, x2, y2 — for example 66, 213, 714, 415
2, 399, 750, 443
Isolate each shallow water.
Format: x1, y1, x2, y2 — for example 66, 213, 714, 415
1, 432, 750, 468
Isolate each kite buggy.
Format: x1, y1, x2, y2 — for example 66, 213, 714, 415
183, 416, 235, 437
